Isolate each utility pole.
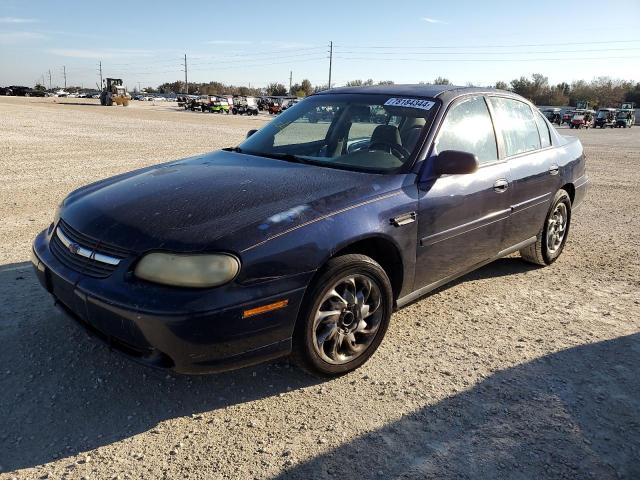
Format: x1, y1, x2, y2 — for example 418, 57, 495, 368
99, 61, 103, 90
289, 70, 293, 95
183, 54, 188, 94
48, 70, 52, 90
328, 41, 333, 90
62, 65, 67, 89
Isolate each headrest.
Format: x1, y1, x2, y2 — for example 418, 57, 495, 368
371, 125, 402, 146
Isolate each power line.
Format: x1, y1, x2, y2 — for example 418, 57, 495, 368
188, 56, 327, 72
188, 50, 328, 67
333, 54, 640, 63
333, 46, 640, 56
336, 39, 640, 50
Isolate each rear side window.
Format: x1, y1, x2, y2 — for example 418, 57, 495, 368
534, 111, 552, 148
435, 96, 498, 164
489, 97, 541, 156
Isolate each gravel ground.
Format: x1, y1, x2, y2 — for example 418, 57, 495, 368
1, 97, 639, 480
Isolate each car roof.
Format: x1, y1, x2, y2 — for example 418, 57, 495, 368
314, 83, 517, 103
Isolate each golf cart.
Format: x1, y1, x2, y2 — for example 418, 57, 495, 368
615, 109, 635, 128
561, 110, 575, 125
570, 109, 594, 129
268, 98, 283, 115
232, 96, 259, 115
208, 96, 230, 114
595, 108, 617, 128
542, 108, 562, 125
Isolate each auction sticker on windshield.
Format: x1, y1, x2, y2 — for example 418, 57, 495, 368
384, 98, 435, 111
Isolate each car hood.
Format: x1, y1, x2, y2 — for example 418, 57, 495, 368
61, 150, 392, 253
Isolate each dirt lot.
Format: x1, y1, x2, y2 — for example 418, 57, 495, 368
1, 97, 639, 480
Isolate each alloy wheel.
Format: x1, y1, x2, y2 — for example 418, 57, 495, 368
547, 202, 568, 254
312, 274, 383, 365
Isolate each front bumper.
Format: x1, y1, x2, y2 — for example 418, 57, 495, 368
32, 229, 309, 374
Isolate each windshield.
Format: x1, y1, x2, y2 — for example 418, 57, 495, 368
617, 111, 631, 119
597, 110, 611, 118
238, 93, 438, 173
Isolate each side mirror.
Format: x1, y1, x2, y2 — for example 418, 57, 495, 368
433, 150, 479, 175
246, 129, 258, 139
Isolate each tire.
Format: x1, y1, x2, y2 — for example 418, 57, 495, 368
291, 254, 393, 377
520, 189, 572, 266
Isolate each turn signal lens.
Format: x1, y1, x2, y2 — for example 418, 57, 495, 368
242, 300, 289, 318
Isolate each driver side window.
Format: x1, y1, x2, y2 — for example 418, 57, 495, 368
436, 96, 498, 164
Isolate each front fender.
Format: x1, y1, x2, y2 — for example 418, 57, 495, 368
236, 186, 419, 298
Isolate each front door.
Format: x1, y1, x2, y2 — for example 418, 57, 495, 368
414, 95, 512, 289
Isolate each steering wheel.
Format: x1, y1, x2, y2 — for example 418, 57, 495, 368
369, 142, 411, 160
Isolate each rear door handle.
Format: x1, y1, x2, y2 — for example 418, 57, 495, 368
493, 179, 509, 193
549, 164, 559, 175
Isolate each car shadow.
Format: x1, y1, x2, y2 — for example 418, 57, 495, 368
272, 333, 640, 479
0, 262, 322, 472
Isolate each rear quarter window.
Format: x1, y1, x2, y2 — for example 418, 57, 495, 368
534, 111, 552, 148
489, 97, 542, 156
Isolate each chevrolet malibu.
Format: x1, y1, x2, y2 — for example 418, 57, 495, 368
32, 85, 588, 377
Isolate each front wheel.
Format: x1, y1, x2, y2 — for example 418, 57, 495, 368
292, 254, 393, 377
520, 189, 571, 266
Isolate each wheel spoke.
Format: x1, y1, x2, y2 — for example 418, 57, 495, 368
317, 325, 338, 345
330, 332, 345, 360
315, 309, 341, 324
342, 278, 357, 305
327, 289, 348, 307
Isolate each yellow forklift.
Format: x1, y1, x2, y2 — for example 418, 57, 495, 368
100, 78, 130, 106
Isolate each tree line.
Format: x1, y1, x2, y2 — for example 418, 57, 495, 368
149, 74, 640, 108
495, 74, 640, 108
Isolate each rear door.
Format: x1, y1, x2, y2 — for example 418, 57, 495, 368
414, 95, 512, 289
487, 96, 561, 247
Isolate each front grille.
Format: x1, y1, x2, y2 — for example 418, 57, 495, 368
50, 220, 129, 278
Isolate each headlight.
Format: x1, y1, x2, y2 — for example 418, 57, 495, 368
134, 253, 240, 288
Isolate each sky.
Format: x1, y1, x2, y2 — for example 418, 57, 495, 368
1, 0, 639, 90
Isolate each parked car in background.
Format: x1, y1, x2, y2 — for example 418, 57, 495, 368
32, 85, 587, 377
9, 85, 45, 97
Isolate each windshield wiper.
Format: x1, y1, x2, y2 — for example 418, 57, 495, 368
250, 152, 312, 165
223, 146, 243, 153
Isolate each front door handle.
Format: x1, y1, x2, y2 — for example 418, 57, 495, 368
549, 164, 560, 175
493, 179, 509, 193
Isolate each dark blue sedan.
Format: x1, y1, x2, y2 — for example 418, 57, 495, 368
32, 85, 588, 376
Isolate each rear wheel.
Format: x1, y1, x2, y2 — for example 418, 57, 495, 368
292, 254, 393, 377
520, 189, 571, 266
